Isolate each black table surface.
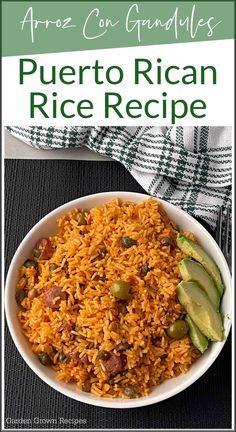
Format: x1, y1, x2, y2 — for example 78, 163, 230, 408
4, 159, 231, 430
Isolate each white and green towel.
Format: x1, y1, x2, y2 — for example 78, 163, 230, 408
7, 126, 232, 230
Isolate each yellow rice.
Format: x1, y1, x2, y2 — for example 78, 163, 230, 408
16, 198, 200, 398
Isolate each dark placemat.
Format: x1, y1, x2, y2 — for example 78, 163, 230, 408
4, 160, 231, 430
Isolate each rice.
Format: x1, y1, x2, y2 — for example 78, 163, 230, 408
16, 198, 200, 398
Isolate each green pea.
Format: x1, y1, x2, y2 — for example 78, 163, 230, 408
98, 350, 110, 360
123, 386, 137, 398
58, 351, 67, 363
78, 211, 86, 226
23, 259, 37, 268
33, 248, 41, 258
15, 290, 27, 305
49, 263, 58, 272
121, 237, 137, 248
38, 353, 51, 366
110, 280, 131, 300
140, 263, 149, 275
117, 342, 131, 351
167, 320, 189, 339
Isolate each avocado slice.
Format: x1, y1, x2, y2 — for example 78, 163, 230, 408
177, 281, 224, 341
178, 259, 220, 310
176, 233, 224, 297
185, 314, 208, 354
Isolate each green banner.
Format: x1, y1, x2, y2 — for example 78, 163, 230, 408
2, 1, 234, 56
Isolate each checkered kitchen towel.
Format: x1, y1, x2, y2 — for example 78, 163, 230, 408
7, 126, 232, 230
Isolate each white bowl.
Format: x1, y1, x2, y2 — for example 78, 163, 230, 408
5, 192, 231, 409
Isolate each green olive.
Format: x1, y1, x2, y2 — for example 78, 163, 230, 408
23, 259, 37, 268
38, 353, 51, 366
121, 237, 136, 248
49, 263, 58, 272
167, 320, 189, 339
123, 386, 137, 397
78, 211, 86, 226
110, 280, 131, 300
15, 290, 27, 305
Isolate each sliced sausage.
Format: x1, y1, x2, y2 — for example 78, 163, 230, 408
43, 286, 66, 310
37, 238, 53, 260
81, 354, 89, 364
57, 323, 73, 333
82, 380, 92, 392
102, 353, 123, 375
68, 346, 80, 359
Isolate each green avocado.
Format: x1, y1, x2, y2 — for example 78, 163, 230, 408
178, 259, 220, 310
185, 314, 208, 354
177, 281, 224, 342
176, 233, 224, 297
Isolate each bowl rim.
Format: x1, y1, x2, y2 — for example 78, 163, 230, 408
4, 191, 232, 409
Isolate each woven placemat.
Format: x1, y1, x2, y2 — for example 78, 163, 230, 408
4, 160, 231, 430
